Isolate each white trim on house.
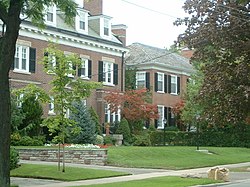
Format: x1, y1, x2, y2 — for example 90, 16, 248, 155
16, 23, 128, 57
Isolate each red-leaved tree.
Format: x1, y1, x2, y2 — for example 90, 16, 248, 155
172, 100, 186, 131
105, 88, 158, 123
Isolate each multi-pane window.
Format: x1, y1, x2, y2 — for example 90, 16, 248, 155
47, 54, 56, 73
104, 18, 110, 36
45, 5, 56, 26
136, 72, 146, 88
103, 62, 113, 84
67, 61, 74, 77
157, 72, 164, 92
17, 94, 24, 108
171, 75, 177, 94
80, 59, 88, 78
14, 45, 29, 72
157, 106, 164, 129
76, 10, 87, 33
104, 104, 121, 123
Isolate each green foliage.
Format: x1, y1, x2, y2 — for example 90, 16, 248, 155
89, 107, 102, 135
11, 135, 44, 146
125, 67, 137, 90
132, 133, 151, 146
11, 84, 49, 136
10, 95, 25, 133
103, 136, 116, 145
41, 43, 101, 145
149, 124, 250, 147
109, 121, 120, 134
116, 118, 131, 145
68, 102, 96, 144
94, 135, 104, 145
10, 147, 19, 170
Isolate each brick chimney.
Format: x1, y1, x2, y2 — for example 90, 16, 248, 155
112, 24, 127, 46
84, 0, 103, 15
181, 48, 194, 59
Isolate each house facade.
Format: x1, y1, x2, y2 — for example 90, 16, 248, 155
6, 0, 128, 126
125, 43, 194, 129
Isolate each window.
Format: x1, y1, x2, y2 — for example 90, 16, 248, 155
157, 72, 164, 92
45, 5, 56, 26
104, 104, 121, 123
103, 61, 113, 84
136, 72, 146, 88
14, 45, 29, 72
48, 96, 55, 114
79, 59, 88, 78
157, 106, 164, 129
75, 10, 88, 33
104, 18, 110, 36
170, 75, 177, 94
67, 61, 74, 78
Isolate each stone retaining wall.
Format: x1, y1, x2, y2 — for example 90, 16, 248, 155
18, 149, 107, 165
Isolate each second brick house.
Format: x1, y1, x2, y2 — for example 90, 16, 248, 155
125, 43, 194, 129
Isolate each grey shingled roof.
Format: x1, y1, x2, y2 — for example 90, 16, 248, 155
125, 43, 193, 73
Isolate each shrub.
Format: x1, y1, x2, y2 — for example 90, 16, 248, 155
116, 118, 131, 145
95, 135, 104, 145
10, 147, 19, 170
132, 133, 151, 146
103, 135, 116, 145
11, 135, 44, 146
89, 107, 102, 135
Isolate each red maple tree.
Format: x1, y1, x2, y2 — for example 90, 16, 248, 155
172, 99, 186, 131
105, 88, 159, 122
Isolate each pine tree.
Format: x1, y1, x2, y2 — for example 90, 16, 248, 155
69, 102, 96, 144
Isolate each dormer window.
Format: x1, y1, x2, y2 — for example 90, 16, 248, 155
75, 9, 88, 34
104, 18, 110, 36
45, 5, 56, 26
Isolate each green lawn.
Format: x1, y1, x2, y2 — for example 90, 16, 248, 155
107, 146, 250, 169
11, 164, 129, 181
71, 176, 218, 187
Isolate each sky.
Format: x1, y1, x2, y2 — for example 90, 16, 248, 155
103, 0, 188, 49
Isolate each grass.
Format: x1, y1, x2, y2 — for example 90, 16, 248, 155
71, 176, 218, 187
107, 146, 250, 169
10, 164, 129, 181
230, 166, 250, 172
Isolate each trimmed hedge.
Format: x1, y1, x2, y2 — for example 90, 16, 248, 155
150, 130, 250, 147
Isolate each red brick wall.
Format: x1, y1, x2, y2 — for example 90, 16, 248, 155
84, 0, 103, 15
10, 35, 123, 122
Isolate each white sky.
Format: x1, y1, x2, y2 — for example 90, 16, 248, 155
103, 0, 188, 49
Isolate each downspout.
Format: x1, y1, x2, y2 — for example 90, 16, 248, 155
121, 51, 125, 92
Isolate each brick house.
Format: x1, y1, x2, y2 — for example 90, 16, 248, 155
125, 43, 194, 129
7, 0, 128, 126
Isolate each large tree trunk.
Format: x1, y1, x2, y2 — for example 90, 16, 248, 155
0, 1, 21, 186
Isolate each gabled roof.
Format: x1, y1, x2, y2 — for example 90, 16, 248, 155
125, 43, 194, 74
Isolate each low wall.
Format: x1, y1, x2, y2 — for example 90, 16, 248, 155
18, 148, 107, 166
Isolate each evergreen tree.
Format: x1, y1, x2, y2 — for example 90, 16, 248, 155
89, 107, 102, 135
116, 118, 131, 145
69, 102, 96, 144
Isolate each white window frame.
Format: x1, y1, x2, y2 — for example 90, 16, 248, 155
157, 72, 164, 93
103, 61, 114, 85
47, 54, 56, 74
67, 61, 74, 78
157, 105, 164, 129
45, 5, 57, 27
136, 71, 146, 88
14, 45, 30, 73
75, 9, 88, 34
104, 104, 121, 123
170, 75, 178, 95
80, 58, 89, 79
48, 96, 55, 115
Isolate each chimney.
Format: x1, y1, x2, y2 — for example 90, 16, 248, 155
181, 48, 194, 59
84, 0, 103, 15
112, 24, 127, 47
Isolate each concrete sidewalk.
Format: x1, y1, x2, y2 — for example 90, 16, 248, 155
11, 161, 250, 187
